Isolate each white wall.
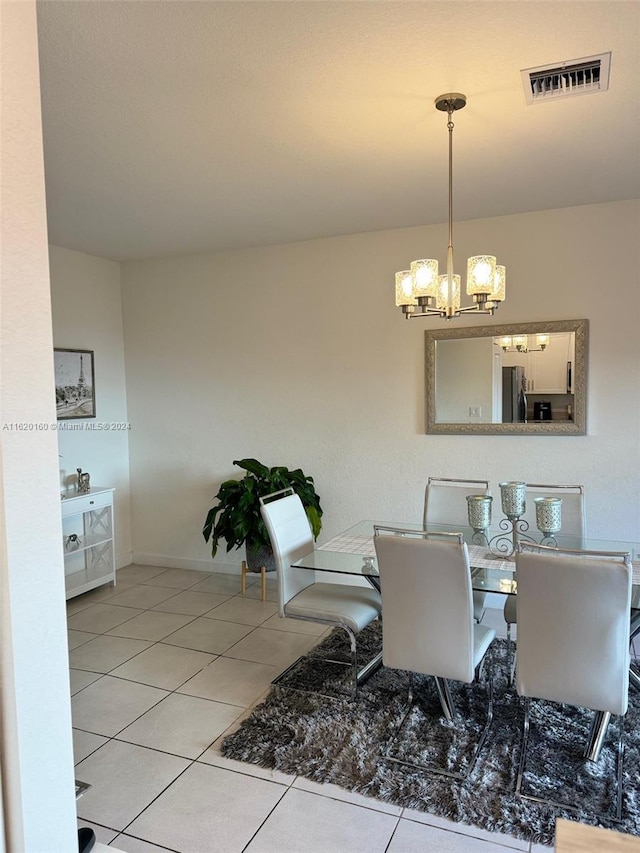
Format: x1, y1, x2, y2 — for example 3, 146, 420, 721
50, 245, 133, 566
121, 199, 640, 570
435, 337, 494, 423
0, 2, 77, 849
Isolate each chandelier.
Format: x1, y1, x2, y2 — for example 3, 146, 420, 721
395, 94, 506, 320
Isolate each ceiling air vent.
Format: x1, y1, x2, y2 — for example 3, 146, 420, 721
521, 52, 611, 105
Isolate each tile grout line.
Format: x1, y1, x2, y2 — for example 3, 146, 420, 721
72, 577, 319, 847
73, 568, 534, 852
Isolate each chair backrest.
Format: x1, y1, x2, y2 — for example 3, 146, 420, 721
515, 543, 631, 715
423, 477, 490, 529
520, 483, 586, 546
259, 489, 314, 617
373, 527, 476, 683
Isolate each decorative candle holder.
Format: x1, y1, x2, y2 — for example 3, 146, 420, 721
476, 484, 564, 558
467, 495, 492, 542
499, 481, 527, 519
534, 497, 563, 544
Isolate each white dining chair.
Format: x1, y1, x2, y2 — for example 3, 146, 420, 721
424, 476, 491, 623
504, 483, 585, 682
374, 526, 496, 780
259, 488, 382, 694
515, 542, 631, 820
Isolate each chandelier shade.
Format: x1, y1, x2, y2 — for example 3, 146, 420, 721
395, 270, 416, 307
411, 259, 439, 297
395, 93, 506, 320
436, 274, 460, 312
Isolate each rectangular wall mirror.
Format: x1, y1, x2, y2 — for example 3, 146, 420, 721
425, 319, 588, 435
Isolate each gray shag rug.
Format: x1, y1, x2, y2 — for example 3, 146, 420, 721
221, 623, 640, 847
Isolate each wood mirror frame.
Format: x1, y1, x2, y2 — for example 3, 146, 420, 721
425, 319, 588, 435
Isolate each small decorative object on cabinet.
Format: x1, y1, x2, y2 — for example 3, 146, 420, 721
77, 467, 90, 494
62, 487, 115, 599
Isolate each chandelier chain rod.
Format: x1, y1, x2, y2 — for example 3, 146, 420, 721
447, 108, 455, 258
446, 106, 455, 314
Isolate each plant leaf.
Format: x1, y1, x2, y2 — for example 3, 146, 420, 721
234, 458, 270, 479
203, 459, 323, 560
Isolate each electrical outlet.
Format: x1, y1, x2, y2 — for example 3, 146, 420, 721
469, 406, 482, 418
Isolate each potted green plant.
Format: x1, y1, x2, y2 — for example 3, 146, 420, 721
202, 458, 323, 571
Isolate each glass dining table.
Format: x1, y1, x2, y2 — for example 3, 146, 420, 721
292, 519, 640, 761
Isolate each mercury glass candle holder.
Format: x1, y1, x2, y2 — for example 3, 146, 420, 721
534, 497, 563, 535
467, 495, 492, 531
499, 481, 527, 519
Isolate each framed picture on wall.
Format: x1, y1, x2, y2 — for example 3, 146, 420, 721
54, 348, 96, 419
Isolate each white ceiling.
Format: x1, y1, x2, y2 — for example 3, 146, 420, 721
36, 1, 640, 262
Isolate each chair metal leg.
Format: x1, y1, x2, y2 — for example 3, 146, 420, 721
630, 666, 640, 694
516, 699, 625, 821
271, 618, 374, 699
384, 672, 416, 755
385, 660, 494, 781
617, 712, 625, 821
515, 697, 530, 797
506, 621, 516, 688
469, 649, 494, 778
585, 710, 611, 763
434, 677, 456, 720
343, 625, 358, 697
355, 650, 383, 684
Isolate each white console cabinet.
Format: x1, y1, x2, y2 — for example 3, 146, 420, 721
61, 487, 115, 599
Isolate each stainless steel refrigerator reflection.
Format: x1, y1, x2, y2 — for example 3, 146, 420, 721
502, 366, 527, 423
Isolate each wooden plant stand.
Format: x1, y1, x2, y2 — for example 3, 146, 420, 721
241, 560, 267, 602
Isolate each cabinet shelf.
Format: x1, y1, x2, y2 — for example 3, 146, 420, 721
62, 487, 115, 599
63, 533, 113, 555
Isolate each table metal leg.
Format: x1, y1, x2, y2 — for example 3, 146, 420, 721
352, 575, 383, 686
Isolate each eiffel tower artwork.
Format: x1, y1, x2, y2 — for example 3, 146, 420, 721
54, 348, 96, 420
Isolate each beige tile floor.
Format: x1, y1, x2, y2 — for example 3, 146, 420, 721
71, 565, 548, 853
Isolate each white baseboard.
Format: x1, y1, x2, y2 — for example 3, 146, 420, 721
130, 551, 240, 575
116, 551, 133, 570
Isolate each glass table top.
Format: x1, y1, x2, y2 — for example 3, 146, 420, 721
292, 519, 640, 605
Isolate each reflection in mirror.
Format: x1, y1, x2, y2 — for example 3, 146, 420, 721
425, 320, 588, 435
